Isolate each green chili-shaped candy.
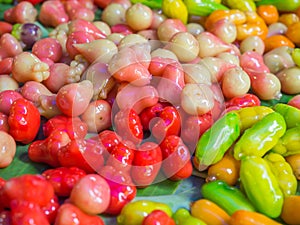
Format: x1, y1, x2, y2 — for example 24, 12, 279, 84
183, 0, 228, 17
272, 126, 300, 156
263, 152, 297, 197
273, 103, 300, 129
194, 112, 240, 171
240, 155, 284, 218
117, 200, 172, 225
130, 0, 163, 9
173, 208, 207, 225
201, 180, 256, 216
233, 112, 286, 160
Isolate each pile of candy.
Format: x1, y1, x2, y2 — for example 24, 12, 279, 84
1, 0, 300, 224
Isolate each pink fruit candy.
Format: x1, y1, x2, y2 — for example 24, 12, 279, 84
0, 58, 13, 75
4, 1, 37, 24
68, 19, 107, 39
56, 80, 94, 117
0, 90, 23, 115
108, 44, 152, 86
0, 34, 23, 61
115, 83, 159, 114
39, 0, 69, 27
64, 0, 95, 21
32, 38, 63, 63
240, 51, 270, 79
54, 203, 105, 225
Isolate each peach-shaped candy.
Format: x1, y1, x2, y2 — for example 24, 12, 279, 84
74, 39, 118, 64
165, 31, 200, 63
32, 38, 63, 63
4, 1, 37, 24
0, 34, 23, 61
251, 73, 282, 100
116, 83, 159, 114
196, 32, 231, 58
39, 0, 69, 27
199, 56, 237, 83
56, 80, 94, 117
157, 18, 187, 42
182, 63, 212, 85
0, 75, 19, 92
11, 52, 50, 83
0, 90, 23, 115
137, 29, 158, 41
181, 83, 215, 116
0, 131, 16, 168
81, 99, 112, 133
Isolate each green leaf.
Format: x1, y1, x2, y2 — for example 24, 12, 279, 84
260, 93, 294, 107
0, 3, 11, 21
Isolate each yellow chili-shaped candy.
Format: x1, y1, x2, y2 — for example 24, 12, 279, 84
233, 112, 286, 160
240, 155, 284, 218
222, 0, 256, 12
272, 126, 300, 156
234, 106, 274, 133
117, 200, 173, 225
263, 152, 297, 197
162, 0, 188, 24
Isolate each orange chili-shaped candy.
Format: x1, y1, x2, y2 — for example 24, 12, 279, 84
263, 35, 295, 52
190, 199, 230, 225
285, 21, 300, 46
280, 195, 300, 225
257, 5, 279, 25
205, 9, 246, 31
285, 153, 300, 180
236, 11, 268, 41
229, 210, 282, 225
278, 13, 299, 27
206, 150, 240, 186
